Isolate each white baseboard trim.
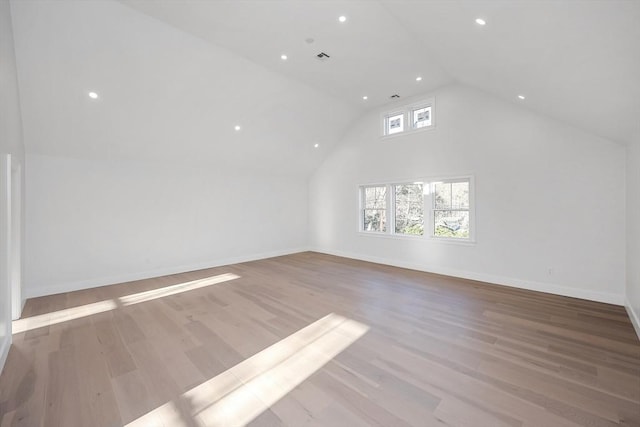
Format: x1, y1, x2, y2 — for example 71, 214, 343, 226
312, 248, 624, 306
0, 336, 10, 376
12, 297, 26, 321
24, 247, 309, 300
625, 297, 640, 340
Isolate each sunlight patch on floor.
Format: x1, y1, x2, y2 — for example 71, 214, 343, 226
12, 273, 240, 334
126, 313, 369, 427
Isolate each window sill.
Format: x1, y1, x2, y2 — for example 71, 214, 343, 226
429, 237, 477, 246
358, 231, 476, 245
358, 231, 424, 240
380, 125, 435, 141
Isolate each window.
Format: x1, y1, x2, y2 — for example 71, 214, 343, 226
362, 186, 387, 232
382, 98, 434, 137
385, 113, 404, 135
359, 177, 473, 241
432, 180, 470, 239
411, 106, 431, 129
395, 183, 424, 235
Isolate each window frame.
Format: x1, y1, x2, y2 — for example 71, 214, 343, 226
357, 175, 475, 244
381, 97, 435, 138
393, 182, 426, 237
383, 112, 405, 136
428, 177, 475, 242
359, 185, 390, 235
410, 105, 432, 130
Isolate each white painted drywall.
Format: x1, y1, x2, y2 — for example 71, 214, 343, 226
25, 154, 308, 297
10, 0, 358, 299
9, 0, 356, 175
626, 138, 640, 338
310, 84, 626, 304
0, 0, 25, 371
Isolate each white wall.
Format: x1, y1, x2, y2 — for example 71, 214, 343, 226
626, 139, 640, 336
310, 84, 626, 304
25, 154, 308, 298
0, 0, 25, 371
10, 0, 356, 174
10, 0, 357, 299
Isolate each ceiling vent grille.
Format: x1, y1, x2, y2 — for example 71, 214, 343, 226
316, 52, 330, 60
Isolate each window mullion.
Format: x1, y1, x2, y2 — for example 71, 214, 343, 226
388, 184, 393, 234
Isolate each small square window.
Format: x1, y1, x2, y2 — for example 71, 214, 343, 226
412, 106, 432, 129
381, 98, 434, 138
385, 113, 404, 135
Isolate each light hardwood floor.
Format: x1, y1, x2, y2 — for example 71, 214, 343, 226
1, 252, 639, 426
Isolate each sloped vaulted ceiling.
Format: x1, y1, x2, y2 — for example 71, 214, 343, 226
121, 0, 640, 145
10, 0, 640, 176
9, 0, 360, 176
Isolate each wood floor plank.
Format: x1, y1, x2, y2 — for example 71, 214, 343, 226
126, 339, 182, 406
93, 312, 138, 379
45, 348, 84, 427
0, 252, 638, 426
111, 370, 152, 424
433, 397, 521, 427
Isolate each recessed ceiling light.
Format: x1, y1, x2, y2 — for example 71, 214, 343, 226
280, 54, 288, 60
338, 15, 347, 23
518, 95, 525, 100
416, 76, 422, 82
475, 18, 486, 26
234, 125, 241, 131
88, 91, 99, 99
314, 143, 319, 148
362, 96, 368, 100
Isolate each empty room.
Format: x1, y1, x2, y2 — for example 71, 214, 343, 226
1, 0, 639, 426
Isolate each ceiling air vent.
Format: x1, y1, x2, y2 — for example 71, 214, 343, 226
390, 94, 401, 99
316, 52, 330, 60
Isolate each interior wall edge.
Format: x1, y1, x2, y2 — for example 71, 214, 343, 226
626, 298, 640, 340
311, 247, 625, 306
0, 333, 9, 374
23, 246, 309, 301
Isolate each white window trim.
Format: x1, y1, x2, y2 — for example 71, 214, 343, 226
381, 97, 436, 139
428, 176, 475, 243
391, 182, 427, 238
357, 175, 475, 244
382, 111, 406, 137
359, 184, 390, 235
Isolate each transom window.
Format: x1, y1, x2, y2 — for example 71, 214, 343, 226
412, 106, 431, 129
359, 177, 473, 241
382, 98, 434, 137
385, 113, 404, 135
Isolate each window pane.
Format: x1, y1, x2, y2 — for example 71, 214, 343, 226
434, 182, 452, 209
412, 106, 431, 128
363, 186, 387, 232
434, 181, 469, 209
434, 210, 469, 238
364, 209, 387, 232
386, 113, 404, 135
395, 184, 424, 235
452, 182, 469, 209
364, 186, 386, 209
